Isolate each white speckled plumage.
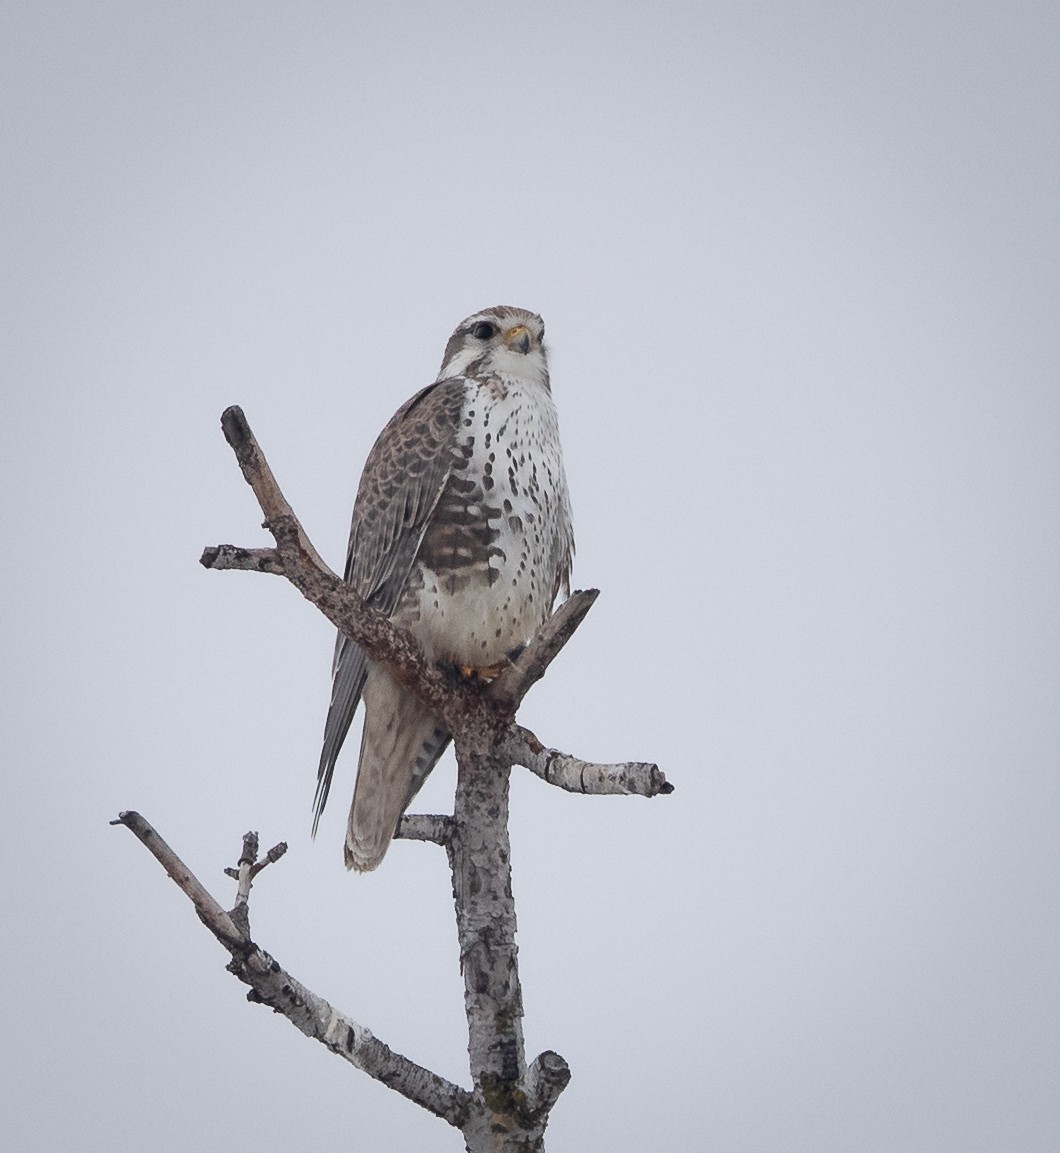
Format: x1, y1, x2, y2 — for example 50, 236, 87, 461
409, 372, 571, 664
315, 307, 574, 871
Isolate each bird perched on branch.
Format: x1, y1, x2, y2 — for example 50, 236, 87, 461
314, 306, 575, 870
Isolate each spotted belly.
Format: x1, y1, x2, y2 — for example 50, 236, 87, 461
395, 374, 571, 667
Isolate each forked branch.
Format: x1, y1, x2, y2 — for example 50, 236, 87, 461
111, 811, 471, 1126
199, 406, 601, 731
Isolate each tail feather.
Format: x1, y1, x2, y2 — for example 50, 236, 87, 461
345, 663, 450, 871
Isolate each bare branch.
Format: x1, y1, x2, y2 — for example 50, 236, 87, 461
222, 832, 288, 937
111, 810, 245, 946
199, 545, 284, 574
223, 838, 287, 882
200, 407, 487, 732
488, 589, 599, 715
251, 840, 288, 877
524, 1051, 571, 1120
396, 813, 454, 845
216, 405, 333, 573
504, 727, 672, 797
111, 811, 472, 1127
227, 829, 260, 937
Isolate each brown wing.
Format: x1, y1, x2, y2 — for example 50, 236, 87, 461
312, 379, 466, 831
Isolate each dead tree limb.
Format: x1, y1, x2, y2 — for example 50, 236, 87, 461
505, 726, 673, 798
111, 811, 472, 1126
117, 405, 668, 1152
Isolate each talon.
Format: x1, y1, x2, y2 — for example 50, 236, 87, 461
457, 660, 509, 682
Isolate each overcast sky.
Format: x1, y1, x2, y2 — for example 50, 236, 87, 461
4, 2, 1059, 1150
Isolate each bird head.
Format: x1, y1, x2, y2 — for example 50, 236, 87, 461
436, 306, 549, 389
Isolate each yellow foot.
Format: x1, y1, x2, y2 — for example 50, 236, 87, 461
456, 660, 509, 682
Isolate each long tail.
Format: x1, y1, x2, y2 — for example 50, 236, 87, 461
345, 662, 450, 871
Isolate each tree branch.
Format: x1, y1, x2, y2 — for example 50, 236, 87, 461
504, 726, 672, 797
215, 405, 333, 574
223, 831, 287, 937
112, 809, 245, 946
524, 1051, 572, 1120
487, 589, 600, 716
396, 813, 454, 846
200, 406, 489, 735
200, 544, 285, 574
111, 811, 472, 1127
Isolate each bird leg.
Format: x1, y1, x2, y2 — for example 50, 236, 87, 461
456, 643, 531, 681
455, 660, 509, 682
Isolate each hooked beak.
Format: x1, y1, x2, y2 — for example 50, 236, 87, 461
504, 325, 532, 355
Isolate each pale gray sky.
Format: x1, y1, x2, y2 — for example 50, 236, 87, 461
3, 2, 1059, 1150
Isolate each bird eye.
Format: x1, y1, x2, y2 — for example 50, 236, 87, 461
472, 321, 496, 340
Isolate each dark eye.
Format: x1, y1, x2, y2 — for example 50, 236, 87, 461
472, 321, 496, 340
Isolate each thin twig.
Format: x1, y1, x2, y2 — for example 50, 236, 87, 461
228, 829, 259, 937
250, 841, 288, 878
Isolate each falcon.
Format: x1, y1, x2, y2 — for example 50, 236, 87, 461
314, 306, 575, 870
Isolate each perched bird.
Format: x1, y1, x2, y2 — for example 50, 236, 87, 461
314, 306, 575, 870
